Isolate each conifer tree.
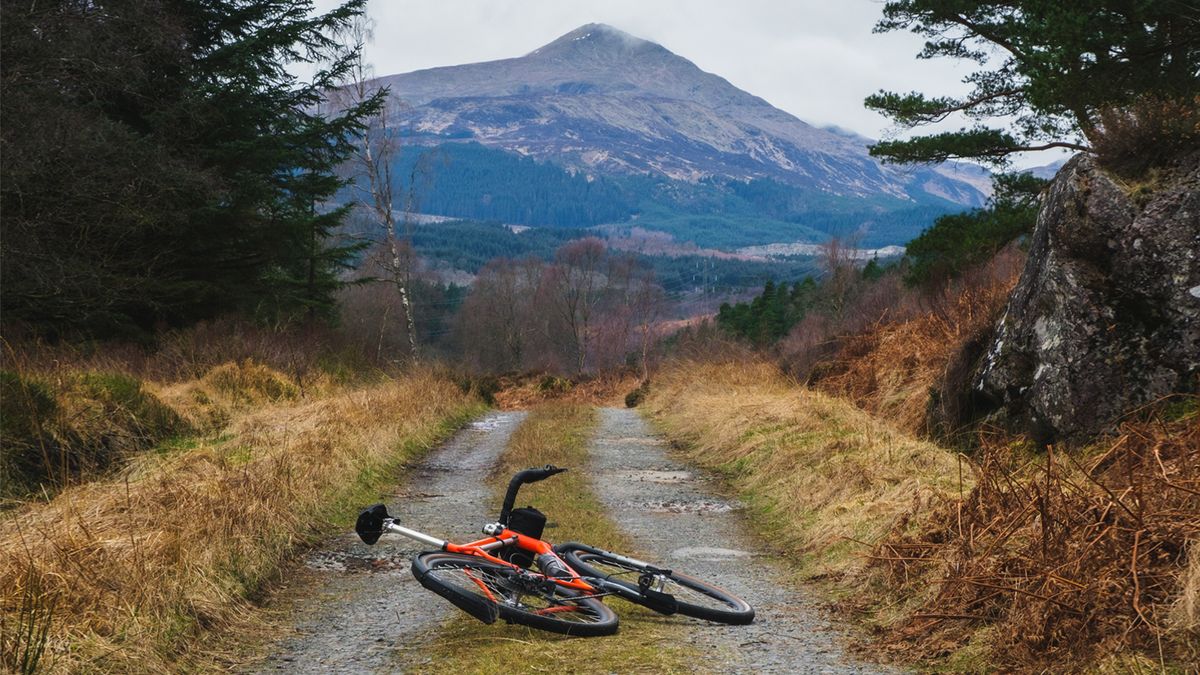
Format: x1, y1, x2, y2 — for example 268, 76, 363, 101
866, 1, 1199, 166
0, 0, 381, 335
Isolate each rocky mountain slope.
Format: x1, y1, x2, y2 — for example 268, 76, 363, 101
372, 23, 989, 209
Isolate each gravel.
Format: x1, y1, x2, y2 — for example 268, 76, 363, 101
246, 407, 898, 673
247, 411, 526, 674
587, 407, 899, 674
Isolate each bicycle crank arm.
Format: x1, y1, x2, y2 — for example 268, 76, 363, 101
590, 577, 678, 615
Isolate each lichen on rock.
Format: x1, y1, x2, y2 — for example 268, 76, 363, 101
970, 152, 1200, 442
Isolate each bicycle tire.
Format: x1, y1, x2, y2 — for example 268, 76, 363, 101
556, 542, 754, 625
411, 552, 619, 637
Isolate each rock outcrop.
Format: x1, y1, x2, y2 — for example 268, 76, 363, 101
972, 152, 1200, 442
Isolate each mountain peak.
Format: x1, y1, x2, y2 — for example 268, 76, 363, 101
530, 23, 663, 58
371, 23, 990, 211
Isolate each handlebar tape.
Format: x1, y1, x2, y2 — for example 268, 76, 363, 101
498, 465, 568, 525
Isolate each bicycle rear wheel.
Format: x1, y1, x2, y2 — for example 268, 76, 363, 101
411, 552, 618, 637
557, 542, 754, 625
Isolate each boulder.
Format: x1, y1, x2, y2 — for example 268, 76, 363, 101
972, 152, 1200, 443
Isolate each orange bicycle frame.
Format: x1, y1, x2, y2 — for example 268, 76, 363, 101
444, 529, 596, 594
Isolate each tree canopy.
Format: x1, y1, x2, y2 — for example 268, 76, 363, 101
904, 172, 1045, 285
866, 1, 1200, 166
0, 0, 382, 337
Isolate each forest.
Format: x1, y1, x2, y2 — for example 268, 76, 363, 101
372, 141, 966, 249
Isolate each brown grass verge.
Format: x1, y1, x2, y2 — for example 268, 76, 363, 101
875, 408, 1199, 672
489, 372, 639, 410
643, 357, 1199, 671
414, 403, 694, 674
642, 359, 965, 581
814, 248, 1021, 436
0, 369, 481, 673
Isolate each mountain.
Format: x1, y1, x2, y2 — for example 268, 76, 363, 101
377, 24, 986, 204
1024, 159, 1068, 180
350, 22, 993, 249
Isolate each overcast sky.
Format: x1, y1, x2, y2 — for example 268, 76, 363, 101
315, 0, 1063, 169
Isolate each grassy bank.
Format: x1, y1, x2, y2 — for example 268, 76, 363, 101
0, 365, 481, 673
415, 403, 693, 674
643, 359, 964, 582
642, 358, 1199, 671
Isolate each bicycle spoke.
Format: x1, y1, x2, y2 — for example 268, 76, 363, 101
426, 560, 609, 625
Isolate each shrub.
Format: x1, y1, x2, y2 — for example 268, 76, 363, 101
462, 374, 501, 406
0, 371, 60, 497
201, 360, 299, 404
624, 381, 649, 408
537, 375, 572, 394
1093, 95, 1200, 178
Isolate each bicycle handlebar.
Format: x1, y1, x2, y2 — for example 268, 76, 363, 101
498, 464, 568, 525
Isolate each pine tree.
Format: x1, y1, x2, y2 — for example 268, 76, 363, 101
865, 1, 1200, 166
0, 0, 381, 335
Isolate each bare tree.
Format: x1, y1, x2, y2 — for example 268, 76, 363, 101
547, 238, 607, 373
629, 268, 667, 381
330, 16, 417, 360
819, 235, 861, 323
457, 257, 542, 371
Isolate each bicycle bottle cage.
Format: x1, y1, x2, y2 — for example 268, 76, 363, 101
496, 506, 546, 569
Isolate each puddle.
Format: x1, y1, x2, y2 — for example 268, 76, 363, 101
469, 415, 509, 431
388, 491, 443, 500
302, 548, 408, 574
643, 498, 737, 514
604, 436, 660, 446
419, 463, 456, 473
671, 546, 755, 561
623, 470, 694, 484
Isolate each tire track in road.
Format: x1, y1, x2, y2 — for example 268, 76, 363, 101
249, 411, 526, 674
587, 407, 898, 674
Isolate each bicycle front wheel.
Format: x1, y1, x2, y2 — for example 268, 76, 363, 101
411, 552, 618, 637
557, 542, 754, 625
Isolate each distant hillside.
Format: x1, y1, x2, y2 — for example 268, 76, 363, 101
381, 142, 962, 248
356, 23, 989, 248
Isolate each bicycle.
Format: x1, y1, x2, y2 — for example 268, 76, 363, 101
354, 464, 754, 636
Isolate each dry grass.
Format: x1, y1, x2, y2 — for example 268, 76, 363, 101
489, 372, 639, 410
876, 408, 1200, 671
2, 370, 191, 503
643, 356, 1199, 671
416, 403, 694, 674
2, 317, 371, 386
815, 248, 1022, 436
642, 359, 966, 581
0, 367, 480, 673
1173, 542, 1200, 636
152, 359, 309, 431
1, 319, 386, 503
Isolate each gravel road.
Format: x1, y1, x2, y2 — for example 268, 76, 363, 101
248, 411, 526, 674
247, 407, 895, 673
588, 407, 897, 674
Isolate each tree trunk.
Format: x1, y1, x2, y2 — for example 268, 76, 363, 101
387, 234, 417, 360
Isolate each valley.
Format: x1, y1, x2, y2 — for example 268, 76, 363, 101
3, 2, 1196, 673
